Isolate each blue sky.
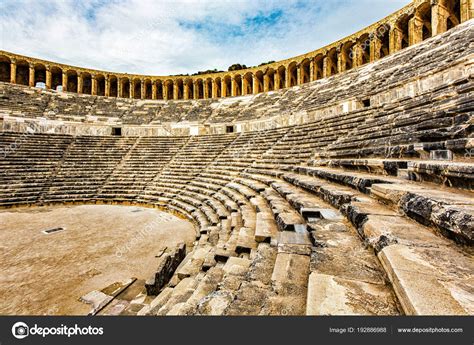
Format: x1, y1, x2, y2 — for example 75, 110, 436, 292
0, 0, 410, 75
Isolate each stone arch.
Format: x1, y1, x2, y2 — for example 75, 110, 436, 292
395, 14, 410, 49
233, 74, 242, 96
222, 75, 232, 97
33, 63, 46, 87
340, 41, 355, 72
155, 80, 163, 100
133, 78, 141, 99
276, 66, 286, 90
243, 72, 253, 95
67, 70, 78, 93
204, 78, 212, 98
16, 60, 29, 86
51, 66, 62, 90
121, 78, 130, 98
441, 0, 461, 30
375, 24, 390, 60
265, 68, 275, 91
254, 70, 264, 93
0, 55, 11, 82
184, 78, 193, 99
95, 74, 105, 96
417, 2, 433, 41
176, 78, 184, 100
313, 55, 324, 80
358, 33, 371, 65
299, 58, 311, 84
164, 79, 174, 100
144, 79, 152, 99
214, 77, 222, 98
109, 75, 118, 97
325, 48, 338, 77
195, 79, 204, 99
82, 72, 92, 94
287, 62, 298, 87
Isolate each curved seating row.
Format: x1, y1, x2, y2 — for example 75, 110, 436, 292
0, 126, 472, 315
0, 21, 472, 128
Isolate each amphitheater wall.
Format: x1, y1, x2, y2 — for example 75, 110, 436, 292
0, 0, 471, 102
0, 54, 471, 137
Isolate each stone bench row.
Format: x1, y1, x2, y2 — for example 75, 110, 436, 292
245, 166, 473, 315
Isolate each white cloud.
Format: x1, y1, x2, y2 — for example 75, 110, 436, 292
0, 0, 411, 75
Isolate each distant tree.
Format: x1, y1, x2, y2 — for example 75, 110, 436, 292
192, 68, 224, 76
228, 64, 248, 71
258, 60, 275, 67
181, 61, 277, 77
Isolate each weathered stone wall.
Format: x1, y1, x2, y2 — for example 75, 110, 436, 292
0, 0, 471, 102
0, 19, 472, 136
145, 243, 186, 296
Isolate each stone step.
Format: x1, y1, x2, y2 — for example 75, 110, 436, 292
268, 252, 310, 315
370, 183, 474, 244
306, 216, 400, 315
286, 166, 474, 244
252, 168, 474, 315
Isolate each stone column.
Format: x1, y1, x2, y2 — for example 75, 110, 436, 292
45, 66, 52, 89
295, 65, 301, 85
352, 43, 362, 67
77, 74, 83, 94
389, 26, 403, 54
337, 54, 343, 73
221, 79, 227, 97
242, 77, 248, 95
129, 80, 134, 99
10, 60, 17, 84
337, 48, 346, 73
369, 36, 382, 62
263, 74, 270, 92
274, 72, 280, 90
182, 83, 188, 100
431, 1, 450, 36
117, 79, 123, 98
105, 76, 110, 97
193, 81, 199, 99
203, 81, 208, 99
91, 75, 97, 96
141, 79, 146, 99
285, 68, 290, 88
461, 0, 473, 22
253, 75, 259, 95
231, 77, 237, 97
62, 71, 68, 92
29, 63, 35, 87
322, 56, 329, 78
173, 82, 179, 100
212, 79, 218, 98
409, 14, 424, 46
152, 82, 157, 100
309, 60, 315, 82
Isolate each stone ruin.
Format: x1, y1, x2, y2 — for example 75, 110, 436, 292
0, 0, 473, 316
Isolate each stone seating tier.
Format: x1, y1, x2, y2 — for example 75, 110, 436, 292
0, 21, 472, 135
1, 128, 472, 316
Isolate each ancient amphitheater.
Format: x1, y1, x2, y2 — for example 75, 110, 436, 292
0, 0, 473, 316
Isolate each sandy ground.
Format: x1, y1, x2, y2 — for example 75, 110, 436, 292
0, 204, 196, 315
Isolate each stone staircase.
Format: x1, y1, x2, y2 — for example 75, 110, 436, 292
0, 20, 473, 316
1, 124, 472, 315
